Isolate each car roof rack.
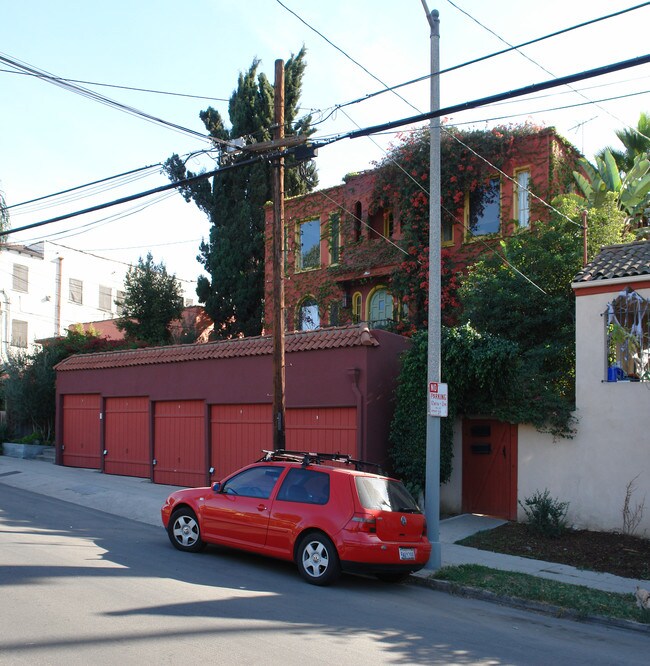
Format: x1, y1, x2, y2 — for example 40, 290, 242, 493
258, 449, 384, 475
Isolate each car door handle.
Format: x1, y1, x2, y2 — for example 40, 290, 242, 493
257, 504, 267, 512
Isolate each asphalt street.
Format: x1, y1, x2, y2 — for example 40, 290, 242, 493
0, 484, 646, 665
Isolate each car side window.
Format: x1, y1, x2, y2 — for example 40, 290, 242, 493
222, 466, 282, 499
277, 468, 330, 505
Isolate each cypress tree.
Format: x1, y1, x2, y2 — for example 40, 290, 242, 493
165, 47, 317, 338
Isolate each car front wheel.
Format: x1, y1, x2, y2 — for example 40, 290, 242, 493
168, 508, 206, 552
296, 532, 341, 585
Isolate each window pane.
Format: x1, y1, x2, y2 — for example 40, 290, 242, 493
69, 278, 83, 304
222, 466, 282, 499
299, 219, 320, 270
330, 214, 340, 264
517, 170, 530, 228
116, 290, 126, 315
277, 468, 330, 505
99, 285, 112, 311
352, 292, 362, 324
12, 264, 28, 293
298, 298, 319, 330
469, 178, 500, 236
11, 320, 28, 348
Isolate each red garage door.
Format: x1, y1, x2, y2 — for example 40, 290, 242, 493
62, 394, 101, 469
210, 404, 273, 482
153, 400, 206, 487
104, 397, 150, 478
286, 407, 357, 457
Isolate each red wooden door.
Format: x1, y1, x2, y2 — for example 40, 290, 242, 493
62, 394, 101, 469
104, 397, 150, 478
462, 419, 517, 520
210, 404, 273, 482
285, 407, 357, 456
153, 400, 206, 487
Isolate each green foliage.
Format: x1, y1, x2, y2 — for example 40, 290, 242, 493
459, 193, 629, 436
116, 252, 184, 345
519, 489, 569, 537
164, 47, 317, 338
372, 124, 547, 330
597, 111, 650, 174
2, 329, 139, 441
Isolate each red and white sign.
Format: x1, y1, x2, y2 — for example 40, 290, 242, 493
428, 382, 448, 417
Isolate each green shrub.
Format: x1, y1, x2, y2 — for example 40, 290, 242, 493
519, 489, 569, 537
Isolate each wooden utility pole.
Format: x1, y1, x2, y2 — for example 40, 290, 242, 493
272, 59, 286, 451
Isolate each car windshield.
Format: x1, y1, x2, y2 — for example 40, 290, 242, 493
354, 477, 421, 512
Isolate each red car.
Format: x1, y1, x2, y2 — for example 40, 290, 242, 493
161, 450, 431, 585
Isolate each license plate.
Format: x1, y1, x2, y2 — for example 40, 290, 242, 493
399, 547, 415, 561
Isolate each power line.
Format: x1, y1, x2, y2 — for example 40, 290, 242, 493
0, 51, 236, 147
346, 54, 650, 140
0, 67, 230, 102
313, 2, 650, 118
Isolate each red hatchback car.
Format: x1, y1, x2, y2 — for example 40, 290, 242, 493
161, 450, 431, 585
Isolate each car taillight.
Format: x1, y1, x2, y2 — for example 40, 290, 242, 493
347, 512, 377, 533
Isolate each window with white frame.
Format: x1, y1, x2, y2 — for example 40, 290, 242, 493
69, 278, 83, 305
605, 287, 650, 381
12, 264, 28, 293
515, 169, 531, 228
99, 285, 112, 311
11, 320, 28, 348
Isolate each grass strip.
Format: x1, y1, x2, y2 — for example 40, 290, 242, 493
432, 564, 650, 625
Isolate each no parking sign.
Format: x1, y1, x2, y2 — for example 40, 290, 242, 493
428, 382, 448, 417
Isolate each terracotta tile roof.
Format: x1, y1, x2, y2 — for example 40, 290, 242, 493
573, 241, 650, 283
55, 324, 380, 372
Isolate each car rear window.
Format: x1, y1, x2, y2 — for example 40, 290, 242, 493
354, 477, 421, 513
277, 468, 330, 505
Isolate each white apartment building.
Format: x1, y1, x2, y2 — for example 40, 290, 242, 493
0, 241, 195, 361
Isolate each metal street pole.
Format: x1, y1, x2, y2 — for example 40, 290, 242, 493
272, 59, 286, 451
422, 2, 442, 570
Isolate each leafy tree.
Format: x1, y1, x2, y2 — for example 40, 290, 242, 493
597, 111, 650, 173
2, 328, 139, 441
164, 47, 317, 338
389, 195, 629, 492
116, 253, 184, 345
573, 150, 650, 228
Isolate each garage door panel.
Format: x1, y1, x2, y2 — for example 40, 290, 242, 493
210, 404, 272, 481
285, 407, 357, 456
62, 394, 101, 469
104, 397, 149, 478
154, 400, 206, 487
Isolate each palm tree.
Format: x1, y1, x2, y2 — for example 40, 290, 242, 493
597, 111, 650, 174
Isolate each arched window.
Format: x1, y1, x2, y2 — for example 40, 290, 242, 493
353, 201, 362, 242
297, 297, 320, 331
351, 292, 362, 323
368, 288, 393, 327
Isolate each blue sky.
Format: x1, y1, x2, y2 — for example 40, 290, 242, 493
1, 0, 648, 284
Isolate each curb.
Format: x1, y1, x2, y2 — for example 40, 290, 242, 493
408, 575, 650, 635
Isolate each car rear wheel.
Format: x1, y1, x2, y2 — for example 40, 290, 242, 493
296, 532, 341, 586
168, 508, 206, 553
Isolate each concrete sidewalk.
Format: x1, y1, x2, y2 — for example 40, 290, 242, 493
1, 455, 647, 596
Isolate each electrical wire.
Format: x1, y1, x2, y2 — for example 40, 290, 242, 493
0, 67, 230, 102
446, 0, 650, 144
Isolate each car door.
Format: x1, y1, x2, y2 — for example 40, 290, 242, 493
201, 465, 284, 550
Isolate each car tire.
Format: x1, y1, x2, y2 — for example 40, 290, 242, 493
168, 507, 206, 553
296, 532, 341, 586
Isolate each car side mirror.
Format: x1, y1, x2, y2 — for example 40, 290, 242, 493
212, 482, 221, 493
